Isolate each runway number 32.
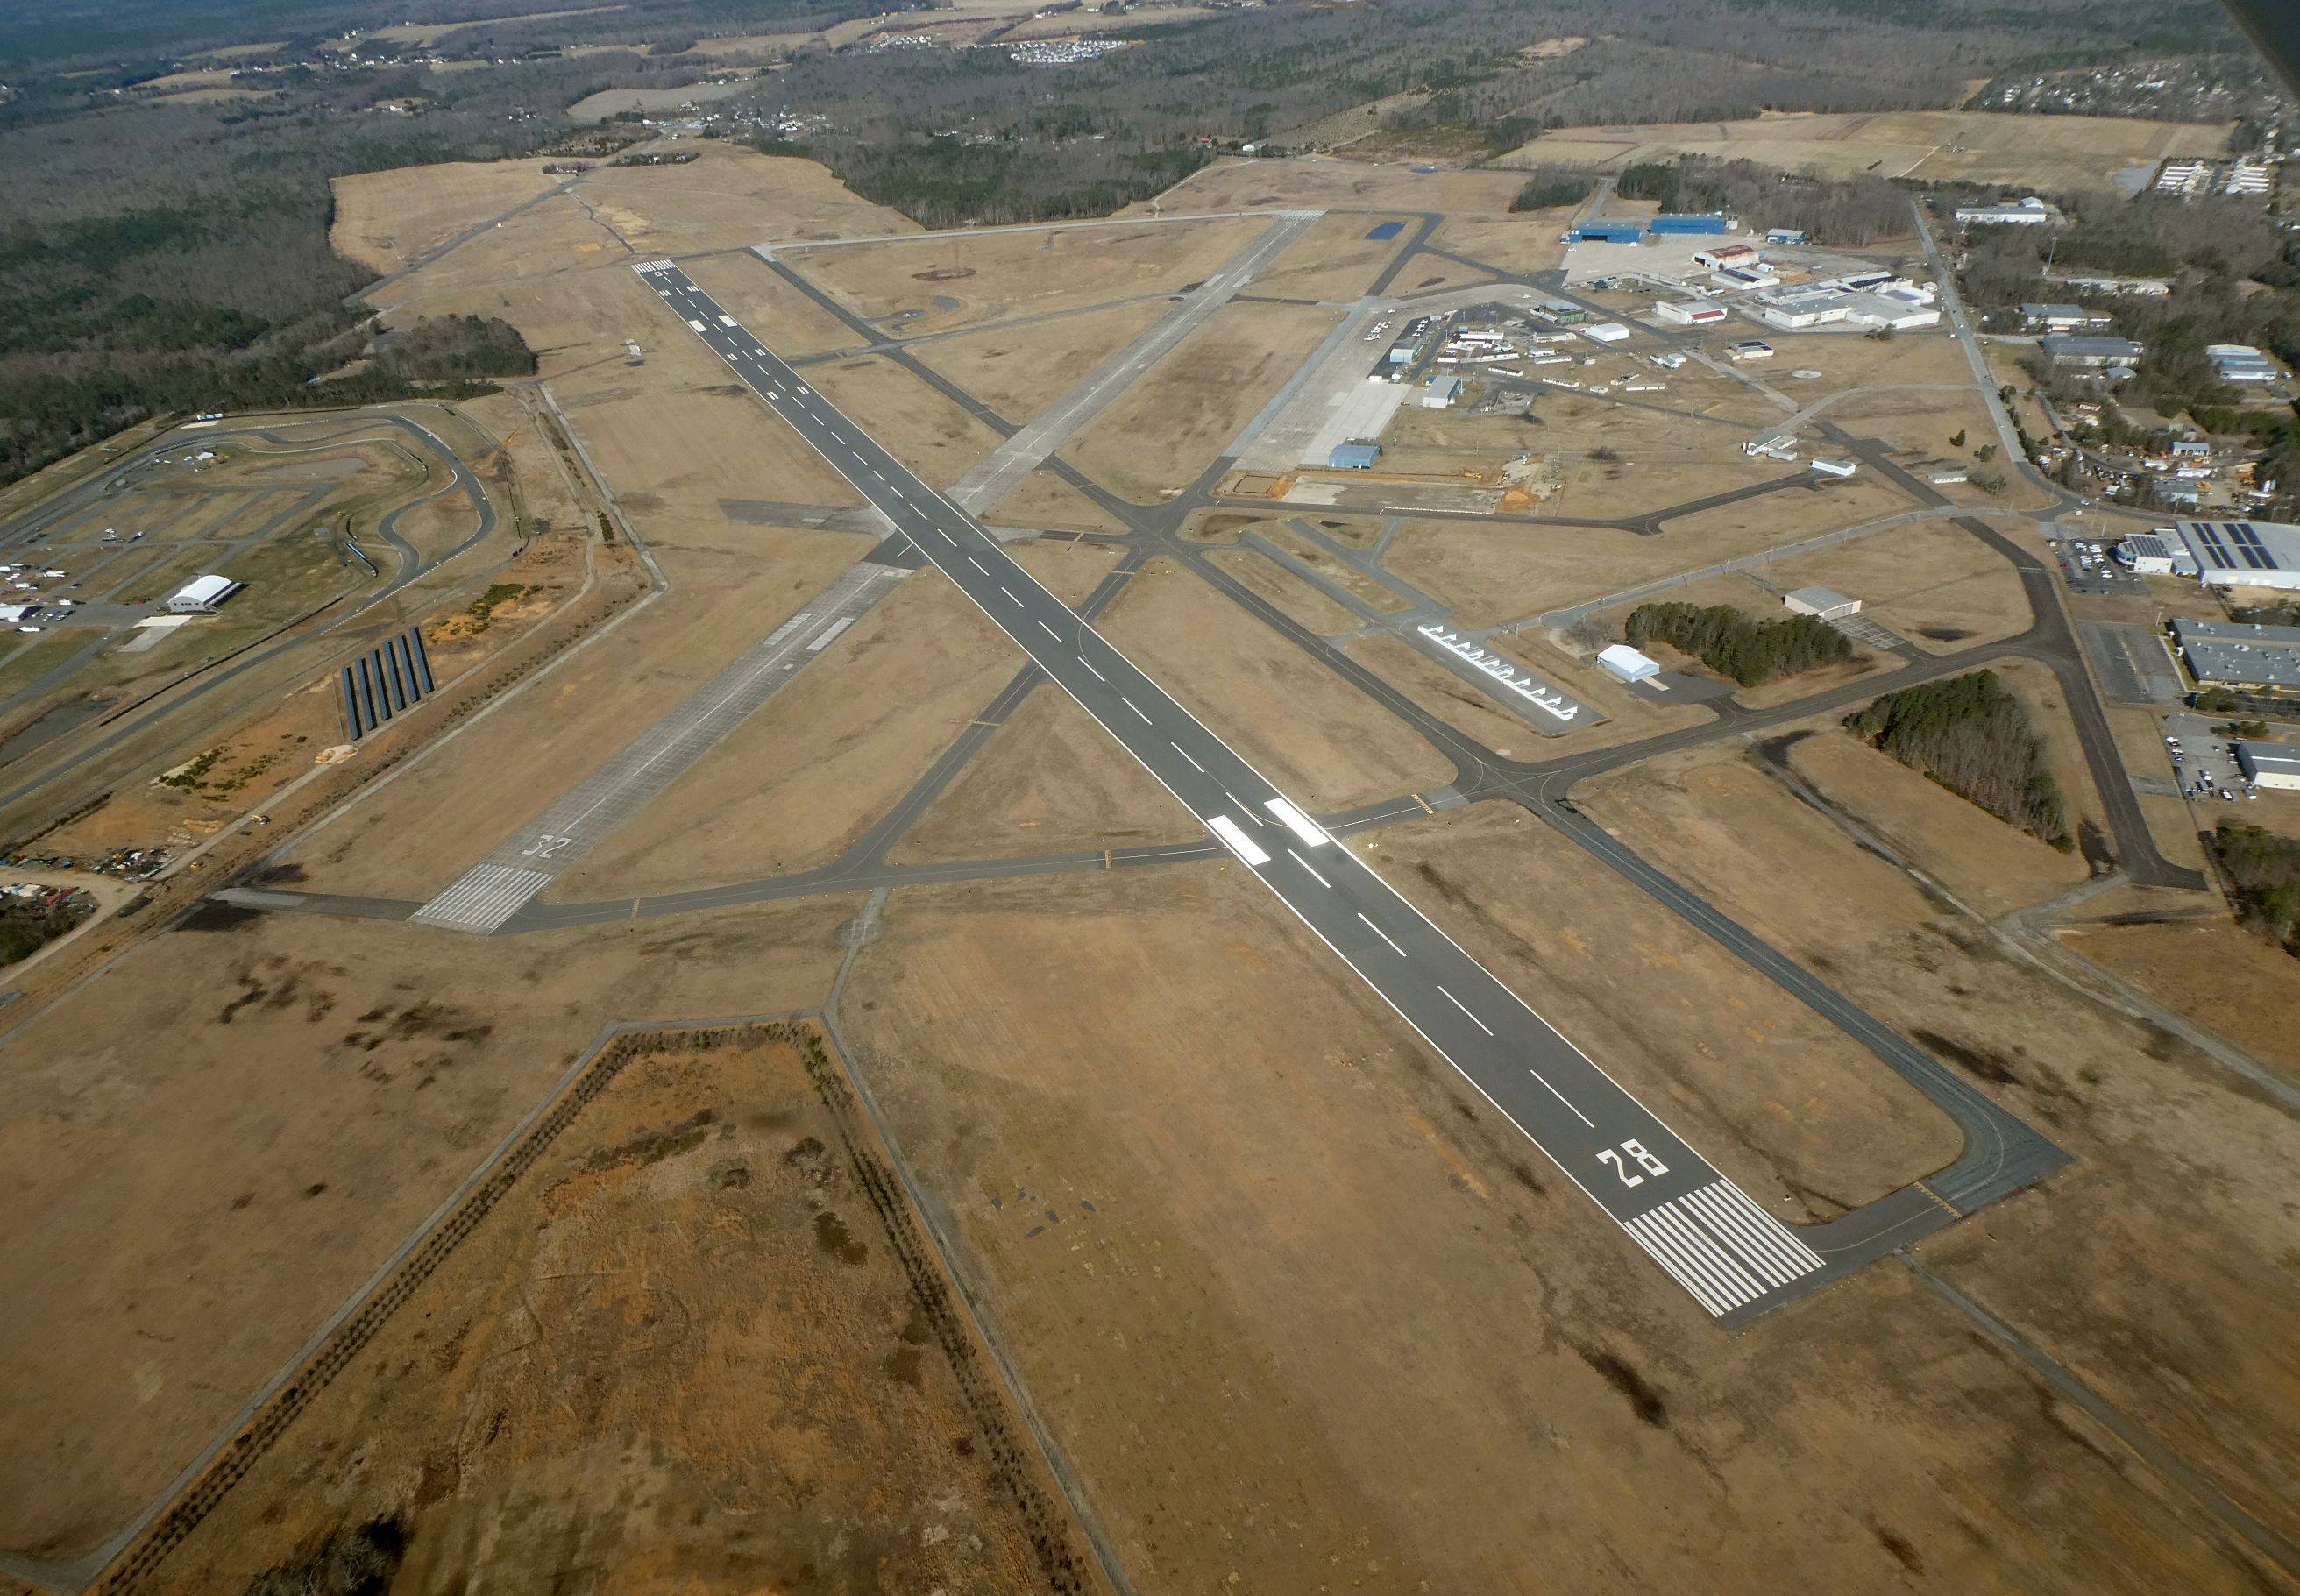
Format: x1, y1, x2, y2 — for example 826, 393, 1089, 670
1597, 1138, 1669, 1188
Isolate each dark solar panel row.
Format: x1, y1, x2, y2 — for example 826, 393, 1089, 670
340, 628, 436, 741
2228, 521, 2276, 571
2190, 521, 2235, 570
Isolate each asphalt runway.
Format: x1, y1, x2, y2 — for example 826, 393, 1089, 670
413, 556, 912, 933
639, 258, 1833, 1323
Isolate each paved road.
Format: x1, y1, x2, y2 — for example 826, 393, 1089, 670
638, 257, 1834, 1323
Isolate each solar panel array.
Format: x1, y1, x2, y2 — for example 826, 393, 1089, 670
340, 628, 436, 741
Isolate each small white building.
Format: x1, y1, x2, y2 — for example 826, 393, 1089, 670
2114, 533, 2190, 576
1810, 457, 1859, 479
1422, 374, 1463, 408
1783, 585, 1861, 620
1582, 322, 1631, 344
0, 605, 31, 626
167, 574, 244, 614
1955, 196, 2063, 227
2236, 742, 2300, 790
1598, 643, 1660, 683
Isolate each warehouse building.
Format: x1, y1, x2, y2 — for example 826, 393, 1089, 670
1598, 643, 1660, 682
2171, 520, 2300, 592
2235, 742, 2300, 790
1759, 289, 1852, 329
1422, 374, 1462, 408
2170, 617, 2300, 689
1693, 243, 1759, 270
167, 573, 244, 614
2041, 334, 2145, 371
1649, 213, 1731, 234
2207, 343, 2281, 387
1328, 442, 1381, 470
1810, 457, 1859, 479
1783, 585, 1860, 620
2020, 302, 2105, 331
1955, 196, 2064, 227
1566, 222, 1643, 244
1582, 322, 1631, 344
1764, 228, 1807, 245
1651, 300, 1728, 326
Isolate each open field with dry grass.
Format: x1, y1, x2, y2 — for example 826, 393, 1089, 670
282, 539, 863, 901
1064, 301, 1340, 501
1344, 635, 1553, 755
784, 216, 1266, 339
1207, 548, 1361, 634
1098, 557, 1449, 809
835, 855, 2285, 1593
1429, 209, 1573, 276
2064, 918, 2300, 1076
1498, 109, 2233, 187
1246, 209, 1414, 301
1573, 739, 2300, 1578
888, 678, 1198, 864
983, 471, 1133, 536
329, 160, 567, 275
680, 249, 864, 358
806, 355, 1004, 488
1128, 154, 1531, 220
0, 897, 856, 1561
914, 300, 1170, 424
1766, 517, 2034, 650
547, 565, 1030, 898
138, 1025, 1092, 1595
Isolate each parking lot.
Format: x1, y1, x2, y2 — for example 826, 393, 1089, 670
2046, 528, 2147, 595
2157, 709, 2270, 811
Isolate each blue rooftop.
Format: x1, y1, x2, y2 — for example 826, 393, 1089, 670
1365, 221, 1404, 240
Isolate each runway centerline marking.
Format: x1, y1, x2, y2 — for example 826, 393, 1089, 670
1527, 1067, 1595, 1128
1121, 696, 1151, 723
1358, 912, 1407, 958
1438, 984, 1494, 1036
1171, 740, 1205, 772
1288, 847, 1331, 888
1079, 656, 1105, 681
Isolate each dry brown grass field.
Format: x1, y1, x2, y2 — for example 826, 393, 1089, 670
137, 1025, 1094, 1595
1098, 557, 1451, 809
914, 300, 1170, 423
806, 354, 1005, 487
1766, 517, 2034, 651
835, 854, 2279, 1593
1498, 109, 2233, 186
329, 160, 567, 275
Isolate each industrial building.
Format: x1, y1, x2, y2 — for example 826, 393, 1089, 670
1566, 222, 1643, 245
1764, 228, 1807, 245
1846, 294, 1941, 330
166, 574, 244, 614
2170, 617, 2300, 689
1759, 289, 1850, 330
2169, 520, 2300, 592
2235, 742, 2300, 789
1693, 244, 1758, 271
1648, 213, 1731, 235
1783, 585, 1860, 620
1810, 457, 1859, 479
2040, 334, 2144, 372
1651, 300, 1728, 326
2051, 272, 2169, 298
2208, 344, 2282, 387
1727, 339, 1774, 362
2020, 302, 2107, 332
1598, 643, 1660, 682
1328, 442, 1381, 470
1422, 374, 1462, 408
2114, 533, 2196, 576
1582, 322, 1631, 344
1954, 196, 2064, 227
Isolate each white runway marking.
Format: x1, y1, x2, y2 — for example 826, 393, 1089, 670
968, 556, 988, 573
1210, 814, 1270, 867
1121, 696, 1151, 722
1079, 656, 1105, 681
1527, 1066, 1595, 1127
412, 864, 554, 933
1620, 1178, 1821, 1316
1358, 912, 1407, 958
1171, 741, 1205, 772
1039, 620, 1061, 640
1438, 984, 1494, 1035
1288, 847, 1330, 888
1000, 585, 1021, 605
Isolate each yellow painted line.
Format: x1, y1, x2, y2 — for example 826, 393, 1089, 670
970, 720, 1002, 728
1103, 848, 1112, 869
1414, 792, 1434, 814
1913, 1178, 1960, 1217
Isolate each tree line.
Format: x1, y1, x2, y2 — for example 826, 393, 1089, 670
2210, 823, 2300, 956
1844, 670, 2073, 850
1624, 601, 1853, 685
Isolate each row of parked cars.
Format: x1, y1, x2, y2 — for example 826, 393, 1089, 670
2167, 734, 2257, 802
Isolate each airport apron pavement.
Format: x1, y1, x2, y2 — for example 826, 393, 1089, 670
637, 257, 1833, 1324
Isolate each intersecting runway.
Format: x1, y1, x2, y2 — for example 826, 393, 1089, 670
413, 558, 909, 933
636, 257, 1833, 1323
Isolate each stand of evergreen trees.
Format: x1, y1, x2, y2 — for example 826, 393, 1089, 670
1623, 601, 1852, 685
2208, 824, 2300, 956
1844, 670, 2073, 849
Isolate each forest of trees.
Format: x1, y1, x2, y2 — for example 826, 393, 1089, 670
1844, 671, 2073, 849
1624, 602, 1853, 685
1509, 168, 1591, 212
2208, 823, 2300, 956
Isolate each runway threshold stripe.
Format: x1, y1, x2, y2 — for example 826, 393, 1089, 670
1622, 1217, 1732, 1316
1649, 1207, 1764, 1307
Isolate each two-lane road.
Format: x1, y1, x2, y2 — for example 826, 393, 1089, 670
636, 258, 1828, 1323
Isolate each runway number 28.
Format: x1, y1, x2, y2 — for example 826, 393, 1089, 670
1597, 1139, 1670, 1188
